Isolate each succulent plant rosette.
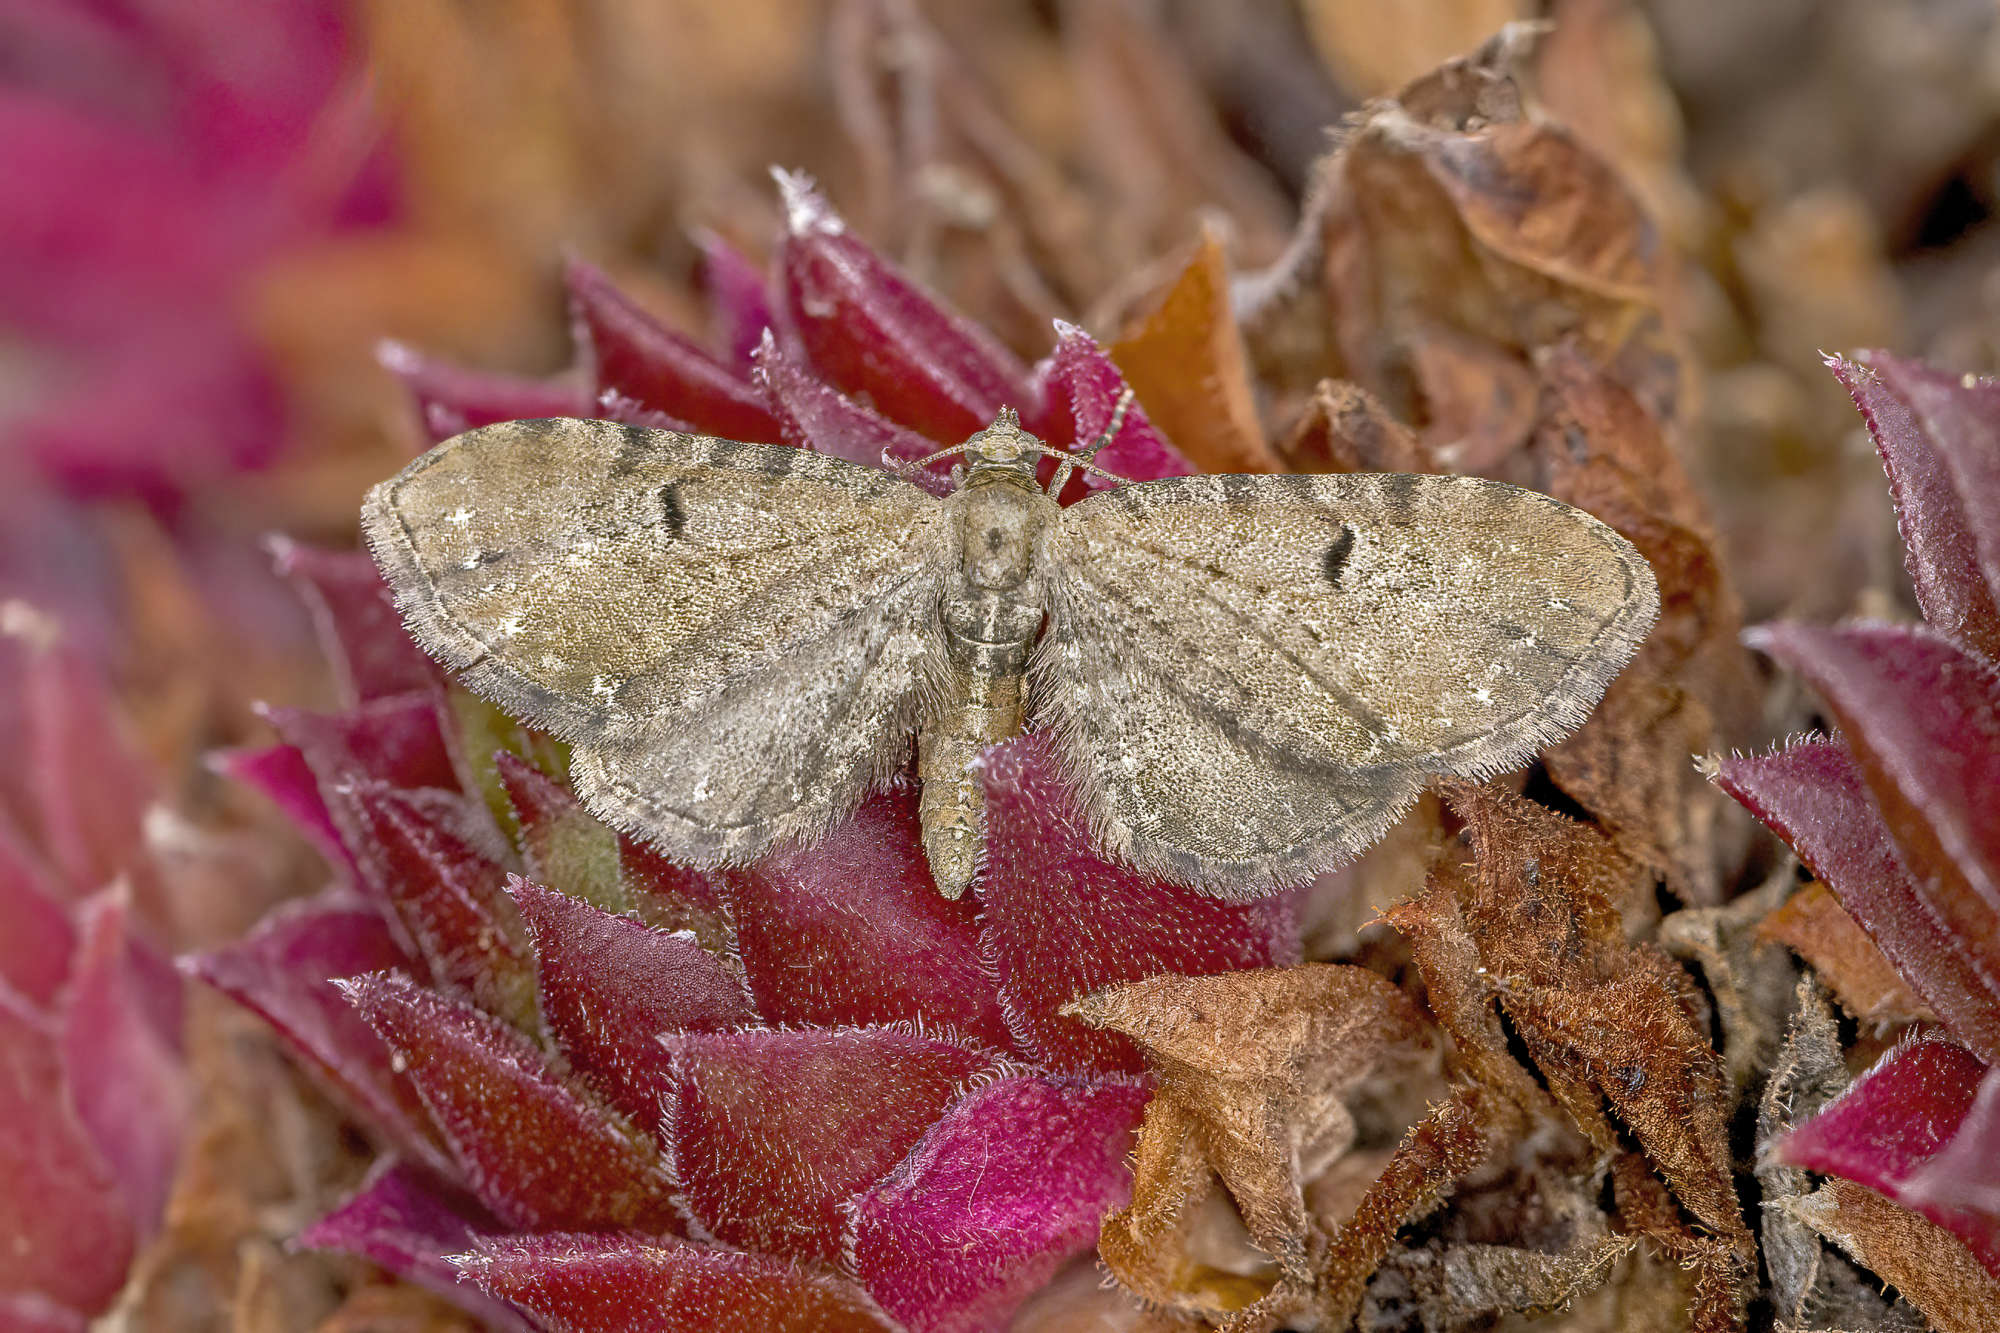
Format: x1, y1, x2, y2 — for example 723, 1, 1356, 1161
1712, 352, 2000, 1321
191, 175, 1322, 1333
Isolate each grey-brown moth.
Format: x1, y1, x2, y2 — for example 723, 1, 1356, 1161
362, 405, 1657, 900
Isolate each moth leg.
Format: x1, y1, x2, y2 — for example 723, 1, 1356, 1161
1046, 387, 1135, 496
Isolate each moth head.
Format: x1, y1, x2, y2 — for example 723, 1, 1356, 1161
962, 406, 1041, 481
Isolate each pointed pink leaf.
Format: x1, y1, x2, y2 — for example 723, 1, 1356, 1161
266, 537, 434, 703
259, 695, 458, 795
1715, 736, 2000, 1063
59, 894, 185, 1237
182, 898, 454, 1179
0, 843, 75, 1007
1040, 323, 1194, 491
1748, 622, 2000, 1046
725, 786, 1012, 1049
1906, 1060, 2000, 1256
1837, 352, 2000, 661
460, 1232, 894, 1333
662, 1026, 997, 1263
509, 876, 752, 1130
341, 973, 683, 1233
298, 1160, 535, 1333
1775, 1033, 1999, 1277
0, 989, 134, 1315
774, 171, 1041, 445
977, 734, 1300, 1075
847, 1073, 1148, 1333
751, 332, 949, 493
566, 258, 783, 442
378, 340, 591, 444
337, 783, 533, 1024
695, 229, 777, 373
209, 742, 353, 877
17, 629, 150, 897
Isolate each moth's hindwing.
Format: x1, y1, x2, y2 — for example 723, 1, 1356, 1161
362, 417, 949, 862
1036, 471, 1659, 896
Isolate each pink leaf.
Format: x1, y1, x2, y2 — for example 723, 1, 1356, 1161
298, 1160, 535, 1333
0, 841, 75, 1007
266, 537, 434, 703
1833, 352, 2000, 662
1039, 323, 1194, 492
341, 973, 683, 1233
208, 742, 353, 878
181, 897, 453, 1179
1776, 1033, 1999, 1278
509, 876, 752, 1130
695, 229, 776, 373
58, 893, 185, 1237
977, 734, 1300, 1075
774, 171, 1042, 445
661, 1026, 998, 1263
1747, 622, 2000, 1050
336, 783, 533, 1024
724, 787, 1012, 1049
566, 258, 784, 443
14, 627, 150, 897
0, 988, 134, 1316
751, 332, 949, 493
847, 1073, 1148, 1333
459, 1231, 894, 1333
377, 340, 591, 444
1714, 736, 2000, 1063
258, 695, 458, 796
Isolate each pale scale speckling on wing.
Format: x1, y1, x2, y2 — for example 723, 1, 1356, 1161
362, 401, 1658, 900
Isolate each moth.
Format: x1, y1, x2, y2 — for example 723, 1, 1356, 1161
362, 400, 1657, 901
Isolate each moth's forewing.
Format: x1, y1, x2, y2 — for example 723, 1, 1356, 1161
363, 417, 950, 862
1036, 472, 1658, 895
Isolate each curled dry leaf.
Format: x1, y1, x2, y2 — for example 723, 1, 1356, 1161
1065, 963, 1427, 1326
1781, 1180, 2000, 1333
1758, 881, 1936, 1030
1388, 780, 1754, 1330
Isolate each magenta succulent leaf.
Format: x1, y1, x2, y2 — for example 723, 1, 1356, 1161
266, 537, 436, 704
0, 845, 75, 1007
1834, 352, 2000, 661
459, 1231, 895, 1333
59, 893, 186, 1237
774, 170, 1044, 445
183, 898, 453, 1177
751, 331, 949, 492
977, 733, 1300, 1075
341, 971, 685, 1233
1774, 1033, 1999, 1276
723, 786, 1013, 1049
695, 229, 778, 374
1039, 322, 1194, 492
208, 742, 354, 877
377, 340, 592, 444
1713, 737, 2000, 1063
299, 1159, 536, 1333
0, 987, 136, 1317
1746, 622, 2000, 1010
847, 1073, 1148, 1333
16, 629, 152, 896
661, 1025, 1000, 1264
508, 875, 752, 1128
1907, 1061, 2000, 1228
258, 695, 459, 797
566, 257, 785, 443
338, 782, 534, 1024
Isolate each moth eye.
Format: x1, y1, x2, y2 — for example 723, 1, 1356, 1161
1321, 526, 1356, 588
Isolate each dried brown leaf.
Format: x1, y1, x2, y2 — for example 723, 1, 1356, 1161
1657, 867, 1796, 1096
1300, 0, 1531, 99
1069, 964, 1428, 1322
1760, 883, 1938, 1031
1276, 379, 1439, 475
1110, 227, 1284, 476
1783, 1180, 2000, 1333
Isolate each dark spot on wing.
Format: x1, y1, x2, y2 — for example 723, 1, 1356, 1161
1379, 473, 1419, 525
1322, 525, 1355, 587
759, 447, 798, 477
467, 548, 506, 568
657, 482, 686, 539
706, 439, 749, 467
1218, 474, 1257, 504
609, 423, 654, 477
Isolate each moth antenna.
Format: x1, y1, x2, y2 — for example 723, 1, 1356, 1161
1047, 388, 1136, 496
